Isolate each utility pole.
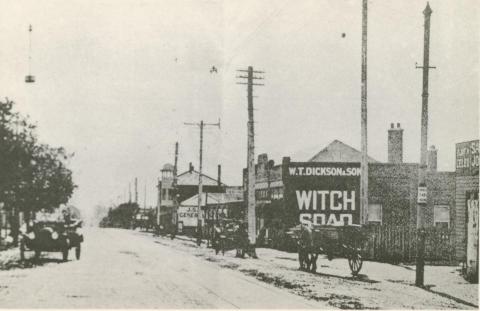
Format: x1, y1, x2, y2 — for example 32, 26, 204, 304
156, 178, 161, 230
360, 0, 368, 225
134, 178, 138, 204
144, 181, 147, 209
128, 182, 132, 203
184, 120, 221, 246
415, 2, 435, 287
237, 66, 264, 258
172, 142, 179, 237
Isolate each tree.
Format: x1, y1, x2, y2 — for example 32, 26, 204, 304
0, 98, 76, 243
100, 202, 139, 229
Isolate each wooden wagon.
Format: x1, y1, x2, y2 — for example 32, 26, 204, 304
287, 224, 367, 276
212, 219, 248, 258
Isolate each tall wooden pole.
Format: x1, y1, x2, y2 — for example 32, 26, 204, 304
416, 2, 434, 287
197, 120, 204, 246
172, 142, 179, 237
237, 67, 264, 257
360, 0, 369, 225
184, 121, 220, 246
134, 177, 138, 204
246, 67, 256, 251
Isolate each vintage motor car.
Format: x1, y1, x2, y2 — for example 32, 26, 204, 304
19, 219, 84, 261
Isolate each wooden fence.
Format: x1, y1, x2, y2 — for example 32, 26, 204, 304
363, 225, 456, 264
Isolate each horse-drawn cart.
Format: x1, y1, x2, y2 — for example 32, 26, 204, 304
212, 219, 248, 258
287, 224, 367, 276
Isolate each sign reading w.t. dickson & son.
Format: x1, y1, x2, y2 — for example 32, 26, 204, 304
284, 162, 361, 227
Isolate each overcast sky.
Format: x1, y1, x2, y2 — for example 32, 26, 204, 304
0, 0, 478, 218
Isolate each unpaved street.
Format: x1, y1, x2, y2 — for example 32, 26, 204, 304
0, 228, 323, 309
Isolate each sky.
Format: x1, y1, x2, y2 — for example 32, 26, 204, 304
0, 0, 478, 220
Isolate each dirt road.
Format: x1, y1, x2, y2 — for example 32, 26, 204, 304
0, 228, 324, 308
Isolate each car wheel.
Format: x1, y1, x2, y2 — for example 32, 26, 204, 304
75, 244, 81, 260
34, 250, 41, 260
19, 240, 26, 261
62, 248, 69, 262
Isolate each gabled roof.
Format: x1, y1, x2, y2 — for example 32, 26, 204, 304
176, 170, 226, 187
180, 192, 243, 207
308, 140, 378, 163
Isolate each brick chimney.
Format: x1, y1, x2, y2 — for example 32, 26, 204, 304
388, 123, 403, 163
427, 145, 437, 172
217, 164, 222, 186
189, 162, 194, 172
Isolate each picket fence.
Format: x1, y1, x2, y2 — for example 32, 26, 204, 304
363, 225, 456, 264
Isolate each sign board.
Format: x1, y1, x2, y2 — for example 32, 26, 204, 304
177, 206, 198, 227
417, 186, 427, 204
466, 190, 479, 281
284, 162, 361, 226
456, 140, 479, 176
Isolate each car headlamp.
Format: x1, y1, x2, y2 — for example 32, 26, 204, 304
27, 232, 35, 240
51, 231, 59, 240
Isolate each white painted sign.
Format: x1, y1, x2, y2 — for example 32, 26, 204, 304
417, 186, 427, 204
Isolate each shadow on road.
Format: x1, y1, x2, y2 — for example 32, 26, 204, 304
1, 257, 67, 271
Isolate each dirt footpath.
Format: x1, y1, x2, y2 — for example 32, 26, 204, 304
149, 231, 478, 310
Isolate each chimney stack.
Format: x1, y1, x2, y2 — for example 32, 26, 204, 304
427, 145, 437, 172
217, 164, 222, 186
388, 122, 403, 163
189, 162, 194, 172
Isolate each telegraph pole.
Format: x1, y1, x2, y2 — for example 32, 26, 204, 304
237, 66, 264, 258
360, 0, 368, 225
144, 181, 147, 209
128, 182, 132, 203
415, 2, 435, 287
134, 178, 138, 204
184, 120, 221, 246
156, 178, 161, 231
172, 142, 179, 238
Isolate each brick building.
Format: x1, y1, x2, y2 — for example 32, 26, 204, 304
248, 124, 457, 250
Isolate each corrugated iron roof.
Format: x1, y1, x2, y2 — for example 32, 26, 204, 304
308, 140, 378, 163
180, 192, 243, 207
176, 170, 225, 186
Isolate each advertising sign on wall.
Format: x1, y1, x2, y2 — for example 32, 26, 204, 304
456, 140, 479, 176
284, 162, 361, 226
177, 205, 198, 227
466, 190, 479, 282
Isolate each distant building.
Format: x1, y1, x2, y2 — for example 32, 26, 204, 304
178, 192, 244, 235
158, 162, 231, 234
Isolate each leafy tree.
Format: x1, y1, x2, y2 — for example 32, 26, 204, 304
0, 98, 76, 242
100, 202, 139, 229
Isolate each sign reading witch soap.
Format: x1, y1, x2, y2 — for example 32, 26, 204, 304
284, 162, 361, 226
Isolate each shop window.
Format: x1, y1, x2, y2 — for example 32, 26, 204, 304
368, 204, 382, 225
434, 205, 450, 228
161, 189, 167, 200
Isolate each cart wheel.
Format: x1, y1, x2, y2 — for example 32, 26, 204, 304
75, 244, 81, 260
348, 252, 363, 276
19, 240, 25, 261
62, 248, 69, 262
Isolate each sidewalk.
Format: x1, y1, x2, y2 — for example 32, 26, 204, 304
145, 232, 478, 309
